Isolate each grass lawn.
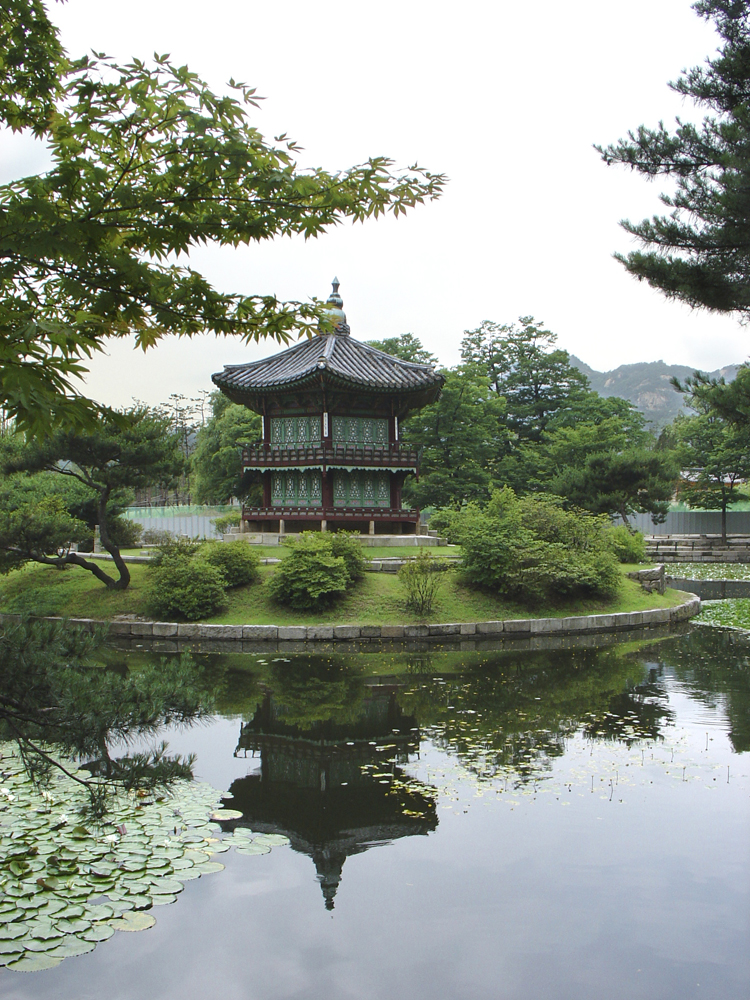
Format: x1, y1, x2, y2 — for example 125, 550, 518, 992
0, 560, 689, 626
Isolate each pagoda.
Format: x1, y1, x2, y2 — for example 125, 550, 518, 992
212, 279, 444, 535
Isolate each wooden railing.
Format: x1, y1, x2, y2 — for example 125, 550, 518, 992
241, 442, 420, 470
241, 506, 420, 522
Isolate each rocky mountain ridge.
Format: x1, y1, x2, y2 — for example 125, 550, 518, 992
570, 356, 742, 429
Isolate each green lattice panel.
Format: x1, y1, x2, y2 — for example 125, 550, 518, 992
270, 471, 323, 507
270, 416, 322, 447
331, 417, 388, 447
333, 471, 390, 507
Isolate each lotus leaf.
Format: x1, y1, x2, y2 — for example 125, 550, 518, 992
235, 844, 271, 856
56, 918, 91, 934
0, 940, 25, 954
48, 938, 97, 958
210, 808, 244, 821
250, 834, 290, 848
0, 924, 27, 940
81, 924, 114, 942
150, 880, 184, 895
6, 953, 63, 972
110, 911, 156, 932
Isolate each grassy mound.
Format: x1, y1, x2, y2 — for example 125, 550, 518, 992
0, 561, 687, 626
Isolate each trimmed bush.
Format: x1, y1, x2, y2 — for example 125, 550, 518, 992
199, 540, 260, 587
606, 525, 646, 563
455, 487, 621, 606
150, 536, 202, 566
398, 549, 449, 615
269, 533, 353, 610
108, 516, 143, 549
211, 511, 242, 535
329, 531, 367, 581
144, 558, 228, 621
142, 528, 174, 546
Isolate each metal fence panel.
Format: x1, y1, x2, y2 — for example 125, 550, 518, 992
616, 511, 750, 535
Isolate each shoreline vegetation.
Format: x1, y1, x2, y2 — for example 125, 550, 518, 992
0, 560, 686, 628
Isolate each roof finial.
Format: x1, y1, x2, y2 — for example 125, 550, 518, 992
327, 277, 343, 308
323, 276, 349, 335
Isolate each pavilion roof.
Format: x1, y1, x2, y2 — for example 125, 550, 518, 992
213, 333, 443, 397
212, 279, 444, 404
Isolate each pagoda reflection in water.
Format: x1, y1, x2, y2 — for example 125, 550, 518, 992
229, 685, 437, 909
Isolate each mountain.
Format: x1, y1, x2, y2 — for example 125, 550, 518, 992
569, 357, 742, 430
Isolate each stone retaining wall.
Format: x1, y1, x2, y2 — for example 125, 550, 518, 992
646, 535, 750, 563
666, 577, 750, 600
0, 594, 701, 645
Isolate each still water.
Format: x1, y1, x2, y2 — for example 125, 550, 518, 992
2, 626, 749, 1000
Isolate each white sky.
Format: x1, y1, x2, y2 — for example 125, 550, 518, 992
4, 0, 748, 408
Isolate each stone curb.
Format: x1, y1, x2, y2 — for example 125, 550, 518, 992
0, 594, 701, 642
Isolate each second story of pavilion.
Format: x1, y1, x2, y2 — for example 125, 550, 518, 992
211, 279, 445, 476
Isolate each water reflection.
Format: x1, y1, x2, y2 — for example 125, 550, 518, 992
228, 659, 437, 909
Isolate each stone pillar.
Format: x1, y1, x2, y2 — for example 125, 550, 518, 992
241, 518, 249, 533
93, 525, 102, 553
321, 519, 327, 532
369, 520, 375, 535
279, 519, 285, 535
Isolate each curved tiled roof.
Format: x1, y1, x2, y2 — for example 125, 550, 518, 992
212, 333, 443, 396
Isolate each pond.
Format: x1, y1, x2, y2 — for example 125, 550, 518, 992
1, 625, 748, 1000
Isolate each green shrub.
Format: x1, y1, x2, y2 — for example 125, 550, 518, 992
142, 528, 174, 546
144, 558, 228, 621
108, 516, 143, 549
199, 540, 260, 587
329, 531, 366, 581
428, 507, 461, 543
150, 536, 202, 566
456, 487, 621, 607
211, 511, 242, 534
398, 549, 449, 615
606, 525, 646, 563
269, 533, 352, 609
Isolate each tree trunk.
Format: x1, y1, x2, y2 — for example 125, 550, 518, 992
722, 503, 728, 545
97, 490, 130, 590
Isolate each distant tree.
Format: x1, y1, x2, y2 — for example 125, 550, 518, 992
671, 409, 750, 542
598, 1, 750, 317
1, 408, 183, 588
498, 393, 679, 523
191, 392, 261, 504
461, 318, 589, 440
675, 363, 750, 428
364, 334, 438, 365
402, 365, 507, 508
0, 1, 445, 436
545, 449, 678, 526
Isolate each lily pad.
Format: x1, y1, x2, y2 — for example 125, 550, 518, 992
81, 924, 114, 942
0, 939, 25, 954
0, 924, 28, 940
6, 953, 63, 972
55, 918, 91, 934
209, 809, 243, 821
110, 911, 156, 932
196, 861, 225, 874
48, 937, 97, 958
149, 880, 184, 895
252, 834, 290, 847
235, 844, 271, 856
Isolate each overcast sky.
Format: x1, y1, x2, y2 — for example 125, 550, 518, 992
4, 0, 747, 409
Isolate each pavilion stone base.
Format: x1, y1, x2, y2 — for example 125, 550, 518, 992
224, 532, 445, 547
